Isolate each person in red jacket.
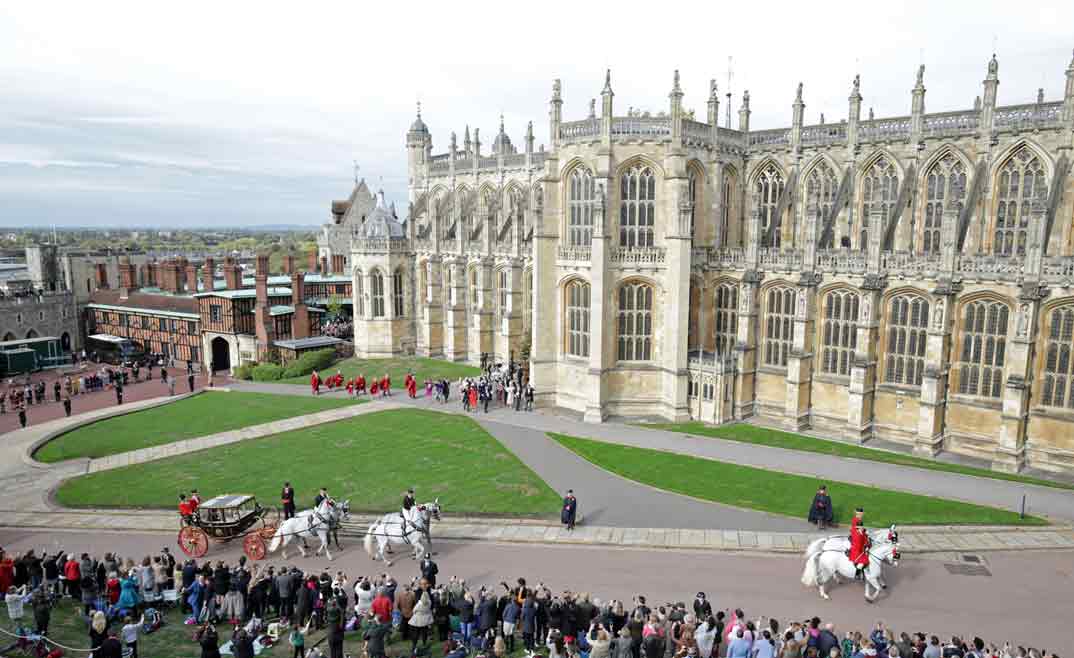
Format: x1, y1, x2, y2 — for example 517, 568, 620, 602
311, 370, 321, 395
848, 507, 871, 580
381, 374, 391, 397
63, 554, 80, 599
356, 374, 366, 395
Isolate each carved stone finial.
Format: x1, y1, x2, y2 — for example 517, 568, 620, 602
868, 107, 874, 120
589, 98, 596, 119
603, 69, 613, 94
742, 90, 750, 107
710, 79, 718, 99
416, 100, 422, 120
499, 113, 505, 134
1037, 87, 1045, 104
820, 113, 825, 125
672, 69, 682, 94
853, 74, 860, 93
795, 82, 803, 102
552, 79, 562, 101
450, 131, 457, 149
974, 95, 981, 111
526, 120, 533, 137
916, 64, 925, 86
988, 53, 998, 76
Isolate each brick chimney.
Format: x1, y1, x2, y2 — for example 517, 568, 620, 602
95, 263, 109, 289
160, 259, 182, 294
185, 263, 198, 294
320, 255, 328, 275
118, 257, 136, 299
254, 254, 275, 360
282, 254, 295, 275
307, 250, 318, 273
332, 254, 344, 274
145, 262, 157, 288
201, 257, 215, 294
223, 257, 242, 290
291, 271, 310, 339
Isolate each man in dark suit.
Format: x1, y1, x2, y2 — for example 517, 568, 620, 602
561, 490, 577, 531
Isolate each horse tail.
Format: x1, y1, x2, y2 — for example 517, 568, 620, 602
804, 537, 826, 559
363, 523, 376, 558
801, 551, 821, 587
268, 521, 285, 553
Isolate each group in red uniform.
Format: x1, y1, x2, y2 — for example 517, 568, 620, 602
310, 370, 321, 395
848, 507, 871, 579
178, 489, 202, 522
404, 373, 418, 398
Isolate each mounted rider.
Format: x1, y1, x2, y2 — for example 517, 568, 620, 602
848, 507, 871, 580
401, 488, 418, 531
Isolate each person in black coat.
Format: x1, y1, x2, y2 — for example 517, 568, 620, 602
692, 592, 712, 620
561, 490, 578, 531
808, 485, 834, 529
477, 592, 497, 636
420, 554, 438, 587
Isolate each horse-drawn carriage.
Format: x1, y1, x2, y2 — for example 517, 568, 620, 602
177, 494, 279, 561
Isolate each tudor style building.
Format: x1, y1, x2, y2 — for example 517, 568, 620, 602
343, 52, 1074, 475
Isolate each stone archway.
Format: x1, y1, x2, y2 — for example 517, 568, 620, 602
211, 336, 231, 372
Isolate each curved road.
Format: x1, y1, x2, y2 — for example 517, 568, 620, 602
0, 528, 1069, 651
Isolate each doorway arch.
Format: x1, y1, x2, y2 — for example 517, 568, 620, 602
211, 337, 231, 372
61, 332, 71, 351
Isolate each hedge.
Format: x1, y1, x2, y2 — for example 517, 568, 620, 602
233, 363, 255, 380
251, 363, 285, 382
281, 348, 336, 379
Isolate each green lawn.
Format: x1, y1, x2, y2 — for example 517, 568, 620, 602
646, 421, 1074, 491
56, 409, 561, 515
550, 433, 1046, 526
279, 355, 480, 387
35, 391, 360, 463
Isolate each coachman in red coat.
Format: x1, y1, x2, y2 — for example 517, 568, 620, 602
848, 507, 871, 580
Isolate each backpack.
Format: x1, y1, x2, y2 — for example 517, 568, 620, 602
142, 607, 163, 633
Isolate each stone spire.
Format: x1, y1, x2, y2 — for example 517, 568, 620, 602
707, 79, 720, 126
738, 90, 751, 132
911, 65, 926, 145
525, 121, 534, 154
791, 82, 805, 150
550, 78, 563, 147
981, 54, 1000, 137
601, 69, 614, 116
464, 125, 471, 153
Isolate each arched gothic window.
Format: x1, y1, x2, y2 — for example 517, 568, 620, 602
994, 146, 1047, 256
617, 282, 653, 361
568, 167, 595, 247
392, 270, 405, 317
619, 165, 656, 248
371, 271, 385, 318
721, 166, 738, 246
418, 264, 428, 307
565, 280, 591, 358
923, 153, 966, 254
498, 269, 508, 319
860, 156, 898, 250
523, 268, 533, 333
821, 290, 859, 375
468, 268, 478, 311
957, 300, 1008, 398
687, 167, 702, 239
1041, 306, 1074, 409
688, 282, 701, 352
763, 287, 796, 367
754, 164, 785, 247
805, 161, 838, 239
714, 283, 739, 357
884, 295, 929, 386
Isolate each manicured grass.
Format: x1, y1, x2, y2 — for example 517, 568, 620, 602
35, 391, 360, 463
56, 409, 561, 515
646, 421, 1074, 492
549, 433, 1046, 526
278, 355, 480, 387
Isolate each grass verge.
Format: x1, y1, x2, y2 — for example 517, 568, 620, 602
645, 421, 1074, 491
549, 433, 1046, 526
35, 391, 360, 463
56, 409, 561, 515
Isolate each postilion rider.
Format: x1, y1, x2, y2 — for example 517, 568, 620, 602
848, 507, 872, 580
178, 491, 201, 525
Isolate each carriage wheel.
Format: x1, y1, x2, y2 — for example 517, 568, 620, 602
259, 523, 277, 541
243, 533, 267, 561
177, 526, 209, 558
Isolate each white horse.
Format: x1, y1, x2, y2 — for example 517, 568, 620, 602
809, 525, 899, 555
363, 499, 441, 566
801, 536, 900, 602
268, 498, 350, 561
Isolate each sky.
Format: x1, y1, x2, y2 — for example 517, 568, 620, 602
1, 1, 1072, 228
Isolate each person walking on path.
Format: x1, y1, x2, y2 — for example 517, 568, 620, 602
188, 370, 196, 393
115, 378, 123, 405
17, 402, 27, 428
281, 482, 296, 520
63, 392, 72, 417
808, 485, 834, 530
561, 489, 578, 531
311, 370, 321, 396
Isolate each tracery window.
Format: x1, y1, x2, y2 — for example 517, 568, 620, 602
1040, 306, 1074, 409
687, 167, 701, 239
356, 274, 365, 317
619, 164, 656, 248
820, 290, 860, 376
468, 268, 478, 311
763, 287, 796, 367
617, 282, 653, 361
568, 167, 595, 247
523, 268, 533, 332
392, 270, 405, 317
805, 161, 838, 238
713, 283, 739, 357
754, 164, 785, 247
371, 271, 385, 318
994, 146, 1047, 257
498, 270, 508, 318
565, 280, 591, 358
957, 300, 1008, 398
923, 153, 966, 254
418, 264, 428, 307
721, 167, 738, 246
884, 295, 928, 386
860, 156, 898, 250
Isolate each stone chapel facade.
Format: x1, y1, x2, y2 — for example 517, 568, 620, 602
344, 52, 1074, 475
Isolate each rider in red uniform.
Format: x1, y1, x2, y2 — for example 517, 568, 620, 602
848, 507, 871, 580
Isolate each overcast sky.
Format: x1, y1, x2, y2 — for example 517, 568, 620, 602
2, 1, 1072, 228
